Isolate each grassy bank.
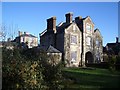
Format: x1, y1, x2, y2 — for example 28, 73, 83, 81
62, 67, 120, 89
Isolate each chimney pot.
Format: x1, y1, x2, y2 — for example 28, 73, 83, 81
18, 31, 22, 36
24, 32, 26, 35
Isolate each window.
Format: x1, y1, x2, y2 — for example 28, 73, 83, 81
29, 38, 32, 42
71, 51, 77, 62
71, 35, 77, 44
86, 37, 91, 45
96, 40, 99, 47
21, 37, 23, 42
86, 23, 92, 31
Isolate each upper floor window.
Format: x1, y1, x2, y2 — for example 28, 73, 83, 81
96, 38, 101, 47
96, 40, 99, 47
86, 23, 92, 31
71, 35, 77, 44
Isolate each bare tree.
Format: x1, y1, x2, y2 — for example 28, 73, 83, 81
0, 24, 7, 42
0, 23, 19, 42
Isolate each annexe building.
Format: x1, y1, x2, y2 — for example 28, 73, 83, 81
15, 31, 38, 48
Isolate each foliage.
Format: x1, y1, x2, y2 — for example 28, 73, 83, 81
103, 54, 109, 62
39, 53, 63, 90
108, 55, 116, 71
2, 47, 63, 89
116, 55, 120, 64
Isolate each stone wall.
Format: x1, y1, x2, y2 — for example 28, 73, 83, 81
64, 23, 82, 67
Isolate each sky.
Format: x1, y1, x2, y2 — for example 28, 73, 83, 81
2, 2, 119, 46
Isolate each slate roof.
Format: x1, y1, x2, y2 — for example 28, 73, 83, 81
40, 16, 88, 36
57, 22, 72, 33
106, 42, 120, 55
40, 22, 72, 36
17, 33, 37, 38
38, 45, 61, 53
106, 42, 120, 47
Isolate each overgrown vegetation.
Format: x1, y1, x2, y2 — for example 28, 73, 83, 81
2, 44, 120, 89
2, 47, 63, 89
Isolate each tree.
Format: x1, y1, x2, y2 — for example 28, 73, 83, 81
0, 24, 7, 41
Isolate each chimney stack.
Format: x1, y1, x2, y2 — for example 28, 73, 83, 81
18, 31, 22, 36
75, 16, 83, 30
47, 16, 56, 33
65, 12, 73, 23
75, 16, 82, 22
116, 37, 119, 43
24, 32, 27, 35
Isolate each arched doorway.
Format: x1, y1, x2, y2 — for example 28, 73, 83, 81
85, 52, 93, 64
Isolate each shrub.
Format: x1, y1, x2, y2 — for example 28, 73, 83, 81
108, 55, 116, 71
2, 48, 44, 89
2, 47, 63, 89
40, 53, 63, 90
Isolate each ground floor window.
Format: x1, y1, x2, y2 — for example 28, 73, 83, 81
71, 51, 77, 62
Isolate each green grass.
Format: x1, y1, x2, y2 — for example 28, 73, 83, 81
62, 67, 120, 89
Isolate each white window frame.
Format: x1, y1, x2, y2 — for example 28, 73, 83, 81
71, 51, 77, 62
86, 36, 91, 46
70, 34, 78, 44
86, 23, 92, 31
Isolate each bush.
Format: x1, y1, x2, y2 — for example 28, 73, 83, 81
2, 47, 63, 89
86, 62, 109, 69
108, 55, 116, 71
40, 53, 63, 90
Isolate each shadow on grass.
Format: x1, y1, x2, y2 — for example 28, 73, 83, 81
62, 68, 120, 89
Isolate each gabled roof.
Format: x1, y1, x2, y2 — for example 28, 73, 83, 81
17, 33, 37, 38
106, 42, 120, 47
40, 22, 72, 35
40, 15, 95, 36
94, 28, 103, 38
83, 16, 95, 26
106, 42, 120, 55
40, 29, 54, 37
57, 22, 72, 33
47, 45, 61, 53
38, 45, 61, 53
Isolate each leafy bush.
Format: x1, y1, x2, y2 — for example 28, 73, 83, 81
108, 55, 116, 71
2, 47, 63, 89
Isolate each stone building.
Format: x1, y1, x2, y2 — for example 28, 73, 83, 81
14, 31, 38, 48
40, 12, 103, 67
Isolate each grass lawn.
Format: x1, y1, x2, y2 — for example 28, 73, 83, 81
62, 67, 120, 89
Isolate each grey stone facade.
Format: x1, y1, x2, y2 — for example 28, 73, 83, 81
40, 13, 103, 67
